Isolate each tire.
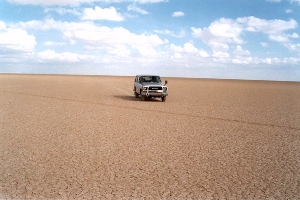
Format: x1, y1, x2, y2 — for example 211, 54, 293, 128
134, 88, 139, 98
140, 90, 145, 101
162, 96, 166, 102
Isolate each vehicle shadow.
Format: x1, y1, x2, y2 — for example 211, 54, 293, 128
113, 95, 162, 102
113, 95, 140, 101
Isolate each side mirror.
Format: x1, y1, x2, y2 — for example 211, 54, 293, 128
165, 80, 168, 84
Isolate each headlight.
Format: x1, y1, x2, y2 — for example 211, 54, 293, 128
163, 87, 168, 91
143, 86, 148, 91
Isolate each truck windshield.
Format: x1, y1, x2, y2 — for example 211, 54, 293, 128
140, 76, 161, 83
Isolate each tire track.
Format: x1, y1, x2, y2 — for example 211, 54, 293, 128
94, 78, 133, 95
2, 89, 299, 131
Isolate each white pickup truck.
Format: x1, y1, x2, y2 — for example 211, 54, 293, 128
133, 75, 168, 102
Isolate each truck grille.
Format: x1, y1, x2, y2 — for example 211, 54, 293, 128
149, 86, 162, 90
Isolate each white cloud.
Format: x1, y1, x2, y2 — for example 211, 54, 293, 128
8, 0, 84, 6
81, 6, 124, 21
233, 45, 251, 56
262, 58, 272, 64
172, 11, 185, 17
0, 22, 36, 52
38, 49, 80, 62
290, 0, 300, 4
207, 41, 229, 52
106, 44, 131, 57
154, 29, 185, 38
289, 32, 299, 39
213, 51, 230, 58
192, 18, 244, 44
8, 0, 168, 6
169, 43, 209, 58
13, 18, 61, 30
4, 14, 300, 80
232, 57, 253, 64
283, 43, 300, 54
285, 9, 293, 13
192, 17, 298, 43
266, 0, 281, 2
241, 17, 297, 35
135, 0, 168, 3
0, 21, 6, 30
6, 18, 163, 62
44, 8, 81, 16
127, 4, 149, 14
260, 42, 269, 47
231, 46, 251, 64
268, 32, 299, 42
284, 57, 300, 64
136, 46, 158, 56
15, 19, 165, 57
183, 43, 198, 53
241, 17, 299, 51
199, 50, 210, 58
192, 16, 299, 56
43, 41, 67, 46
37, 50, 96, 64
268, 34, 290, 42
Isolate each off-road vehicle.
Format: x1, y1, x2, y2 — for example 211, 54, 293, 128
133, 75, 168, 102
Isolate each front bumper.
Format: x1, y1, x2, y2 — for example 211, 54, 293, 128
141, 90, 168, 97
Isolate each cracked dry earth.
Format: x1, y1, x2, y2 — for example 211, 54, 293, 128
1, 74, 300, 199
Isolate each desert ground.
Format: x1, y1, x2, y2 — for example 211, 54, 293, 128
1, 74, 300, 199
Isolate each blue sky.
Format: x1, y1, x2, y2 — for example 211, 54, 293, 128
0, 0, 300, 81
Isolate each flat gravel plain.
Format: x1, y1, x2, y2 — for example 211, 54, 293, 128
1, 74, 300, 199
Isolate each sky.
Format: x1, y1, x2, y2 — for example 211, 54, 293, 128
0, 0, 300, 81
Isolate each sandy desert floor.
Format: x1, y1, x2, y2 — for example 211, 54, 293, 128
1, 74, 300, 199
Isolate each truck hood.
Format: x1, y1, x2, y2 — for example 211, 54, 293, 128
141, 82, 165, 86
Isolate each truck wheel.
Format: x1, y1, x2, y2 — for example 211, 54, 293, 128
134, 89, 139, 98
140, 90, 145, 101
162, 96, 166, 102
